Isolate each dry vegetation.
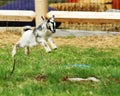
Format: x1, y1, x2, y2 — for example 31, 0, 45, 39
0, 31, 120, 49
59, 23, 120, 32
55, 35, 120, 48
49, 2, 108, 11
0, 31, 20, 48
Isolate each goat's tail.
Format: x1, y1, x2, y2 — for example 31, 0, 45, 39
22, 26, 32, 34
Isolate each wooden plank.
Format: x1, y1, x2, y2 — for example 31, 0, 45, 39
35, 0, 48, 26
47, 11, 120, 24
0, 10, 35, 22
80, 0, 112, 3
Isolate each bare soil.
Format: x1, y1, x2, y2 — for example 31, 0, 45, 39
0, 31, 120, 48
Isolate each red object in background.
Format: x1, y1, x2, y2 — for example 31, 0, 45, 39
112, 0, 120, 9
67, 0, 78, 3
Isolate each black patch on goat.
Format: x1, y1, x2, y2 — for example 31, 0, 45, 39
23, 28, 31, 32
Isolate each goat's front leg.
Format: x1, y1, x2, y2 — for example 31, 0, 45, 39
48, 37, 57, 50
40, 39, 51, 53
25, 46, 30, 55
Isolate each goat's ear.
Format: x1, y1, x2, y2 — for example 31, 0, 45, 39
52, 15, 55, 18
47, 19, 50, 22
41, 16, 45, 20
50, 15, 55, 21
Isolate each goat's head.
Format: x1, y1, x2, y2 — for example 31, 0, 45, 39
41, 15, 56, 33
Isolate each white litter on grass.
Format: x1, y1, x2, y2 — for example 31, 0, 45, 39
67, 77, 100, 82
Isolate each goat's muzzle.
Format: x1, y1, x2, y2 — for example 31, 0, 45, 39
52, 29, 56, 33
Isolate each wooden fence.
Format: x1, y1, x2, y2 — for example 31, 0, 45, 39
0, 0, 120, 32
47, 0, 120, 32
0, 0, 48, 27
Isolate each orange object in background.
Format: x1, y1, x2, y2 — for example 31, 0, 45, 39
112, 0, 120, 9
67, 0, 78, 3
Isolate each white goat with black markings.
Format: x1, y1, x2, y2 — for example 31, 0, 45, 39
12, 15, 57, 57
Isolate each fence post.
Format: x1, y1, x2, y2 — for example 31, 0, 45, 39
35, 0, 48, 26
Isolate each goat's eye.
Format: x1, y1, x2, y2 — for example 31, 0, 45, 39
48, 26, 51, 29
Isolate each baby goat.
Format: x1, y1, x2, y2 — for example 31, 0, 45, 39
12, 15, 57, 57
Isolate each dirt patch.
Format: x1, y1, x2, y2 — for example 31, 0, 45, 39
55, 35, 120, 48
0, 31, 20, 48
35, 74, 47, 81
108, 77, 120, 84
0, 31, 120, 48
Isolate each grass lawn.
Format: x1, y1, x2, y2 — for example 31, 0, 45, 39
0, 44, 120, 96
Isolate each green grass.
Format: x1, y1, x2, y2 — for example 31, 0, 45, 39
0, 45, 120, 96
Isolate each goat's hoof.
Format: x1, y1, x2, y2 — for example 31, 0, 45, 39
12, 55, 15, 58
12, 52, 15, 57
12, 53, 16, 58
25, 53, 30, 55
46, 50, 51, 53
53, 48, 57, 50
47, 51, 51, 53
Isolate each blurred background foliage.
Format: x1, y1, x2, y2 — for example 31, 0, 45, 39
0, 0, 14, 6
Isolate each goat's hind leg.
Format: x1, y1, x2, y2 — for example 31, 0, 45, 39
12, 43, 20, 57
25, 46, 30, 55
